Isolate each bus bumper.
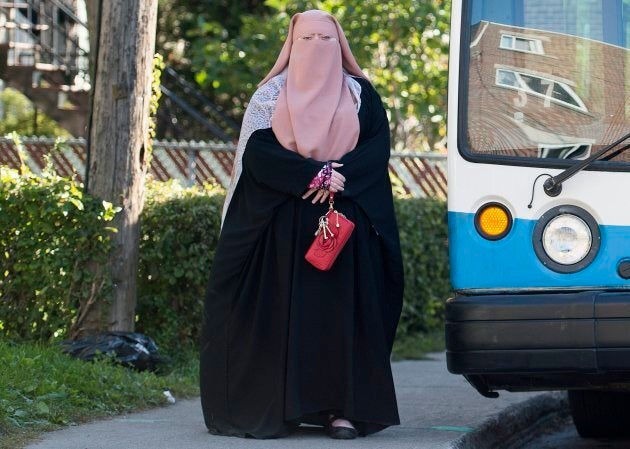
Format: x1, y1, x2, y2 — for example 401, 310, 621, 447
445, 291, 630, 397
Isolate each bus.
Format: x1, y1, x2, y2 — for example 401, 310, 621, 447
446, 0, 630, 437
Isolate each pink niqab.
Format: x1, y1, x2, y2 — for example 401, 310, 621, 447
258, 10, 369, 162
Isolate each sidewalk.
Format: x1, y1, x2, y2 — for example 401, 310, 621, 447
24, 353, 537, 449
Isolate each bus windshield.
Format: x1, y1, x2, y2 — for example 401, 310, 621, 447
463, 0, 630, 166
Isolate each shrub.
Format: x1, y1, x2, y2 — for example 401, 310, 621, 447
394, 197, 451, 336
136, 184, 450, 353
135, 178, 224, 355
0, 162, 117, 342
0, 168, 451, 354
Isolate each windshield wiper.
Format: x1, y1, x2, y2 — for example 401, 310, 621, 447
543, 131, 630, 196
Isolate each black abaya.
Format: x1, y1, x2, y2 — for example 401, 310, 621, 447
199, 77, 404, 439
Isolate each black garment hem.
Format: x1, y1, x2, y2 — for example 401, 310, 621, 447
203, 409, 398, 439
286, 407, 399, 436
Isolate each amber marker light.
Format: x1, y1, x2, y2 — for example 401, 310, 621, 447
474, 202, 513, 240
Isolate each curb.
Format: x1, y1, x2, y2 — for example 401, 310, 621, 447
448, 392, 570, 449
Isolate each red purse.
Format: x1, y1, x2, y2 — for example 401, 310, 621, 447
305, 192, 355, 271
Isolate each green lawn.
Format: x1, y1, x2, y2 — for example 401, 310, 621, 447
0, 338, 199, 449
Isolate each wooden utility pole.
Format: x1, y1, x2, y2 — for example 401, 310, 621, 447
73, 0, 158, 337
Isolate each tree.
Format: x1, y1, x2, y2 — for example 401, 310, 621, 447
157, 0, 450, 152
155, 0, 268, 81
72, 0, 159, 338
0, 88, 71, 137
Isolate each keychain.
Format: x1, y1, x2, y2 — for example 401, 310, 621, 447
314, 192, 345, 239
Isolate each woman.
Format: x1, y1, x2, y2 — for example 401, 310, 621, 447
199, 9, 404, 440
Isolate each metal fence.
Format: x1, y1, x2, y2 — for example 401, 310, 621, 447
0, 136, 447, 199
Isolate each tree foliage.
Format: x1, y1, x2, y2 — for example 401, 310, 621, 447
155, 0, 268, 73
0, 88, 71, 137
157, 0, 450, 151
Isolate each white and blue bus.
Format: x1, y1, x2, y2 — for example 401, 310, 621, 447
446, 0, 630, 437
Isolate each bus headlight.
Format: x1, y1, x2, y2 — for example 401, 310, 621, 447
532, 205, 601, 274
542, 214, 592, 264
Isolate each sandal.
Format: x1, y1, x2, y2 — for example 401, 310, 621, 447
325, 413, 358, 439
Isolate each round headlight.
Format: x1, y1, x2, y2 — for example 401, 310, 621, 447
542, 214, 592, 264
532, 205, 601, 274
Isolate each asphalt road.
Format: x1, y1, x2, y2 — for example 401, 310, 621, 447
519, 416, 630, 449
24, 352, 539, 449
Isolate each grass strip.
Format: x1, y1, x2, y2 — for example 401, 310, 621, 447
0, 338, 199, 449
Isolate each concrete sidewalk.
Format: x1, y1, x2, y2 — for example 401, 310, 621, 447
24, 353, 538, 449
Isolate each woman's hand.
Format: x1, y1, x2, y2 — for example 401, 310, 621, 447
304, 188, 330, 203
302, 162, 345, 203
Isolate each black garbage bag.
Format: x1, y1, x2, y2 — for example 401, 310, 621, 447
57, 331, 170, 372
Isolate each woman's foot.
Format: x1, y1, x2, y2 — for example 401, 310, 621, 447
326, 413, 358, 439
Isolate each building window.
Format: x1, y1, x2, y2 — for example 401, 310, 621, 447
538, 143, 592, 160
500, 34, 544, 54
495, 68, 588, 112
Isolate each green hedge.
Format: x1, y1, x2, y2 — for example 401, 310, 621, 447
0, 163, 117, 342
394, 196, 450, 336
134, 179, 224, 354
0, 167, 450, 354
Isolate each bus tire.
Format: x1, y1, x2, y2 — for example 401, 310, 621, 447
568, 390, 630, 438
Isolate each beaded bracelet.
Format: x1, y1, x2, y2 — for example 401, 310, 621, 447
308, 161, 333, 190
